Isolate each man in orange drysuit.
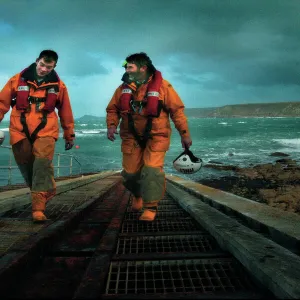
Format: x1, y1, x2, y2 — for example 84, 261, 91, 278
106, 52, 192, 221
0, 50, 75, 222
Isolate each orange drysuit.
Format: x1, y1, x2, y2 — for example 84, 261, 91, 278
106, 75, 191, 206
0, 63, 75, 220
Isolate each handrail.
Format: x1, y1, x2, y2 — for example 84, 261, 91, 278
55, 153, 82, 177
0, 145, 82, 186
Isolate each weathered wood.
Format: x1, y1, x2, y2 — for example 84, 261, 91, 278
0, 171, 120, 215
166, 175, 300, 250
167, 181, 300, 299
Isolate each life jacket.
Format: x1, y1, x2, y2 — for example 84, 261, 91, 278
13, 63, 60, 112
11, 63, 60, 144
119, 70, 163, 148
119, 70, 163, 117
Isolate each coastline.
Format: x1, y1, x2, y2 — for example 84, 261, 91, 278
198, 153, 300, 214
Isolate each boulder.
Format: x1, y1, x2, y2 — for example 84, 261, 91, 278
198, 160, 300, 215
269, 152, 290, 157
204, 164, 240, 171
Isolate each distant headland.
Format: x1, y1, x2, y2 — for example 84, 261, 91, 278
76, 101, 300, 121
184, 101, 300, 118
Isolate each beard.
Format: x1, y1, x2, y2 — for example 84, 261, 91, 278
128, 71, 141, 82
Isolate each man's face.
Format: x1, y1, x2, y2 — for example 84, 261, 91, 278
125, 62, 145, 81
35, 57, 56, 78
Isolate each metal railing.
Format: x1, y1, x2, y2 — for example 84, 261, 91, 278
55, 153, 82, 177
0, 145, 82, 186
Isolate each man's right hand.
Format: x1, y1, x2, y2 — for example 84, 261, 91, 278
107, 127, 118, 141
181, 136, 192, 150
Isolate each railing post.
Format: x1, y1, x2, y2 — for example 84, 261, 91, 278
8, 148, 12, 186
70, 156, 73, 175
57, 154, 60, 177
1, 149, 82, 187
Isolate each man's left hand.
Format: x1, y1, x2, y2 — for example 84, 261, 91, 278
65, 141, 74, 151
181, 137, 192, 150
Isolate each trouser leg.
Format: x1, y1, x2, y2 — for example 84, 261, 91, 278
12, 138, 34, 189
140, 144, 166, 221
141, 145, 166, 205
31, 137, 56, 203
121, 142, 143, 197
31, 137, 56, 221
121, 141, 166, 201
121, 139, 166, 220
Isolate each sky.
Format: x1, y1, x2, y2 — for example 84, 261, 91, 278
0, 0, 300, 119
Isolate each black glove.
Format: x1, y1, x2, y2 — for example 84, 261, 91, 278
65, 141, 74, 151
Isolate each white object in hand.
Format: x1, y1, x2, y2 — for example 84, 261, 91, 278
0, 130, 5, 146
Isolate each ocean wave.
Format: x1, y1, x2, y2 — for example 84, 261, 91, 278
0, 127, 9, 132
75, 129, 107, 136
275, 147, 300, 153
204, 151, 253, 158
272, 138, 300, 148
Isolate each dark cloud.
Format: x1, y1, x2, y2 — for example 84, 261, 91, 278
58, 52, 109, 77
202, 80, 234, 91
172, 74, 203, 85
0, 0, 300, 115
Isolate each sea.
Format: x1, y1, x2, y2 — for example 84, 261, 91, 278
1, 117, 300, 186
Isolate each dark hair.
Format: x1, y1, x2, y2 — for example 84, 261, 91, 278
125, 52, 156, 74
38, 50, 58, 63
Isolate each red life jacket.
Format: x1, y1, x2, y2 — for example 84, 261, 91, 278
119, 70, 163, 117
14, 64, 60, 112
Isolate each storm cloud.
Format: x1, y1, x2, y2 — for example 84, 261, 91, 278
0, 0, 300, 118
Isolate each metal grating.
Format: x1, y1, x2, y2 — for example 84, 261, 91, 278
155, 199, 177, 205
46, 204, 79, 219
105, 258, 255, 295
1, 201, 86, 220
126, 205, 180, 213
156, 204, 179, 210
116, 235, 220, 254
0, 232, 31, 255
121, 220, 200, 233
2, 204, 81, 220
124, 211, 190, 221
163, 195, 174, 200
1, 208, 31, 219
0, 219, 44, 233
129, 199, 177, 206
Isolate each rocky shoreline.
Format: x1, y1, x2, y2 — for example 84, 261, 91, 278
198, 152, 300, 214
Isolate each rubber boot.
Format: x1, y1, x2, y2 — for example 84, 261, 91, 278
32, 192, 48, 223
139, 202, 158, 222
131, 196, 143, 212
32, 211, 47, 222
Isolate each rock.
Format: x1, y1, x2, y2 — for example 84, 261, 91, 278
197, 160, 300, 215
204, 164, 240, 171
270, 152, 290, 157
275, 158, 297, 165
